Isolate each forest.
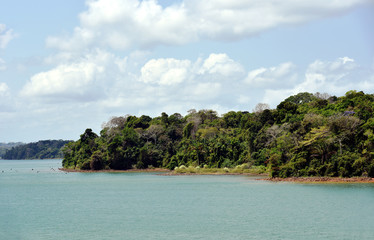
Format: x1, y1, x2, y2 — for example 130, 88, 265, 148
62, 90, 374, 178
3, 140, 72, 160
0, 142, 23, 158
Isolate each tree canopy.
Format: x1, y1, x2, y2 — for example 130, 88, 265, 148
63, 91, 374, 178
3, 140, 72, 160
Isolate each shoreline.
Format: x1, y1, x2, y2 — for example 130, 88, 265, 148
59, 168, 264, 176
261, 177, 374, 183
59, 168, 374, 183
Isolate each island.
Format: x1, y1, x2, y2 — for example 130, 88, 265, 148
2, 140, 72, 160
62, 90, 374, 180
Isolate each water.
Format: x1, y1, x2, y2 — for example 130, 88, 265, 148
1, 159, 374, 240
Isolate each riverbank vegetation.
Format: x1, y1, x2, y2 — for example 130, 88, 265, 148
63, 90, 374, 178
172, 164, 267, 175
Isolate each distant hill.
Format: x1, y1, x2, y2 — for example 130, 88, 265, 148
0, 142, 24, 158
2, 140, 72, 160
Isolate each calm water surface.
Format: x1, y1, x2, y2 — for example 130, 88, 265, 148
1, 159, 373, 240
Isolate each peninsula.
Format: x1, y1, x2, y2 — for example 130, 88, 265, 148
63, 91, 374, 180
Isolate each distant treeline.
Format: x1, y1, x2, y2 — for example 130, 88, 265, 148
3, 140, 72, 160
0, 142, 23, 158
63, 90, 374, 178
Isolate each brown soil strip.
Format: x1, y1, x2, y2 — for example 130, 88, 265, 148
58, 168, 373, 183
261, 177, 374, 183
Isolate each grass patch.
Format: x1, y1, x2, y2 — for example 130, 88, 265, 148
173, 164, 267, 175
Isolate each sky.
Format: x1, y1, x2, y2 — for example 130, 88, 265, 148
0, 0, 373, 143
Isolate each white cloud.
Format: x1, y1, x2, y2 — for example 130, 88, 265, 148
245, 62, 296, 87
198, 53, 244, 77
340, 56, 354, 64
262, 57, 374, 107
139, 53, 245, 87
11, 49, 374, 141
22, 62, 103, 99
19, 52, 374, 140
47, 0, 192, 51
307, 57, 356, 74
21, 51, 246, 113
295, 57, 357, 93
0, 24, 16, 49
20, 50, 119, 102
140, 58, 191, 85
46, 0, 371, 51
0, 82, 9, 96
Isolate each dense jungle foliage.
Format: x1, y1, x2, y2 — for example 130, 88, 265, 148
3, 140, 72, 159
63, 91, 374, 177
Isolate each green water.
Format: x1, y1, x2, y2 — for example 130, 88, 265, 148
1, 159, 373, 240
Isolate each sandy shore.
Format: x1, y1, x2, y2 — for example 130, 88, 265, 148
59, 168, 374, 183
261, 177, 374, 183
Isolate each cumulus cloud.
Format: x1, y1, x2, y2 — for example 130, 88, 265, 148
46, 0, 371, 51
140, 58, 191, 85
245, 62, 296, 87
0, 82, 9, 96
0, 24, 16, 49
134, 54, 244, 109
20, 50, 121, 102
262, 57, 374, 107
295, 57, 357, 93
22, 62, 104, 100
198, 53, 245, 77
20, 51, 374, 124
138, 53, 245, 86
46, 0, 191, 51
21, 51, 246, 112
134, 54, 243, 109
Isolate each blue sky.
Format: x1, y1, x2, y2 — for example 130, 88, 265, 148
0, 0, 373, 142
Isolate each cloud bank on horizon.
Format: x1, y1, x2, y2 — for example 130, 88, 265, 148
0, 0, 373, 142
